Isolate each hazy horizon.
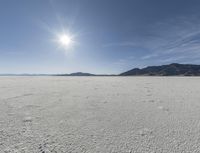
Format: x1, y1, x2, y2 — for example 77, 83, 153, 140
1, 0, 200, 74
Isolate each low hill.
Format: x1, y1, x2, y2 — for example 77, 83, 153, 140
68, 72, 96, 76
57, 72, 96, 76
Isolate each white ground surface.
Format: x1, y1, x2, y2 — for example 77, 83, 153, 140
0, 77, 200, 153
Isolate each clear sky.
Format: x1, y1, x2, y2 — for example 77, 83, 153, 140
0, 0, 200, 74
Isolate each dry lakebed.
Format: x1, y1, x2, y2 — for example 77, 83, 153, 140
0, 76, 200, 153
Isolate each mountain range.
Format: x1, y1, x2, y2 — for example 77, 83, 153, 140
57, 63, 200, 76
1, 63, 200, 76
120, 63, 200, 76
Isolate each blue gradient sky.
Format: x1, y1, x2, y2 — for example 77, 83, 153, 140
0, 0, 200, 74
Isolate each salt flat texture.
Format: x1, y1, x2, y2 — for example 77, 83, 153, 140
0, 77, 200, 153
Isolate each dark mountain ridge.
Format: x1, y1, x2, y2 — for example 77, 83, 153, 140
120, 63, 200, 76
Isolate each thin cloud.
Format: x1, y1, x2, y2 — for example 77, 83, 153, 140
153, 16, 200, 52
104, 15, 200, 65
141, 54, 158, 60
158, 56, 187, 63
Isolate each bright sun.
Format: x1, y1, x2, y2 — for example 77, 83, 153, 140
58, 34, 73, 46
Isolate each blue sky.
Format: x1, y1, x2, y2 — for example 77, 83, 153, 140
0, 0, 200, 74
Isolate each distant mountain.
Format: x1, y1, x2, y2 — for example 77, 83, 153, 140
68, 72, 96, 76
57, 72, 96, 76
57, 72, 118, 76
120, 63, 200, 76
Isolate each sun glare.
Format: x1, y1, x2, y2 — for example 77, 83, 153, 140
54, 31, 77, 52
58, 34, 73, 47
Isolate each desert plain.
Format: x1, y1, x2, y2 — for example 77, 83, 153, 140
0, 76, 200, 153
